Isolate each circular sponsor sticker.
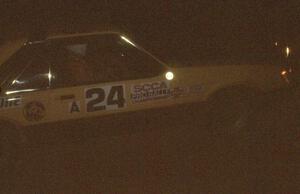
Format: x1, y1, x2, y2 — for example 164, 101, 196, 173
23, 101, 46, 122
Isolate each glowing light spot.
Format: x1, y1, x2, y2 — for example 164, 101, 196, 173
275, 42, 278, 46
286, 47, 290, 57
46, 67, 53, 87
121, 36, 136, 47
165, 71, 174, 80
48, 73, 52, 80
281, 70, 287, 76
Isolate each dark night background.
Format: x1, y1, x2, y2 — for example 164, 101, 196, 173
2, 0, 300, 64
1, 1, 300, 193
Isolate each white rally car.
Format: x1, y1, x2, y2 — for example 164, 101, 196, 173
0, 31, 290, 161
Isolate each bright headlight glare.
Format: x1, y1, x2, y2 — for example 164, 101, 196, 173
165, 71, 174, 80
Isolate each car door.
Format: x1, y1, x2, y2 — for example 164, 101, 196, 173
38, 35, 129, 124
81, 34, 176, 115
44, 33, 178, 124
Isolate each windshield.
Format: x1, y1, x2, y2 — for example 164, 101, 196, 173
0, 43, 34, 88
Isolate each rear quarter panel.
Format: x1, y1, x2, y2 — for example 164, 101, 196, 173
172, 64, 287, 101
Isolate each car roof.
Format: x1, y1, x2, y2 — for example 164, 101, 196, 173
0, 31, 124, 64
27, 31, 124, 44
46, 31, 122, 40
45, 31, 166, 66
0, 31, 167, 68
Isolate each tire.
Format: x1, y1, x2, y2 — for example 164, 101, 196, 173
208, 88, 260, 135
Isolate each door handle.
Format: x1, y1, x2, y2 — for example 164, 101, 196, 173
59, 94, 75, 100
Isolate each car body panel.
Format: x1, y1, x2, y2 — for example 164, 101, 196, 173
0, 32, 288, 128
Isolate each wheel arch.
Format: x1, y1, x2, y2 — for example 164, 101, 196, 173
206, 82, 262, 103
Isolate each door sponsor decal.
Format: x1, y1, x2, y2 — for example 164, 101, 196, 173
69, 101, 81, 113
171, 87, 189, 97
130, 81, 171, 103
23, 101, 46, 121
0, 96, 22, 109
85, 85, 125, 112
130, 82, 203, 103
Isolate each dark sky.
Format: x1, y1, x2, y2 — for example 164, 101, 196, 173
1, 0, 300, 63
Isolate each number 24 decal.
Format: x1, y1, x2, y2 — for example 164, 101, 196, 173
85, 85, 125, 112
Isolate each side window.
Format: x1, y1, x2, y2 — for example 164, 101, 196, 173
5, 35, 167, 93
49, 35, 166, 87
50, 42, 93, 87
88, 35, 165, 82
